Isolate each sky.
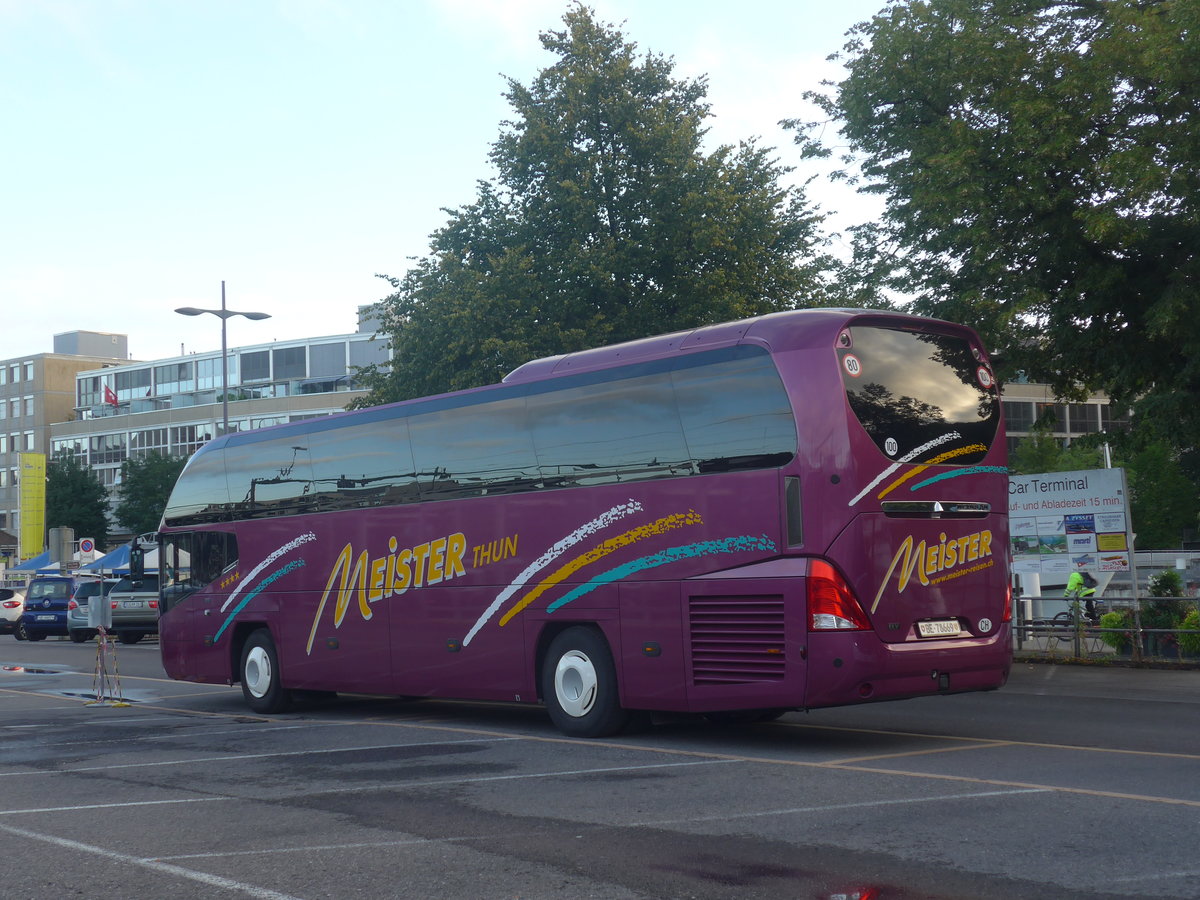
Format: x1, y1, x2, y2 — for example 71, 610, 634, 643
2, 0, 887, 362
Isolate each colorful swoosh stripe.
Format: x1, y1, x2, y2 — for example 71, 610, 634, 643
910, 465, 1009, 490
498, 510, 703, 626
462, 499, 644, 646
545, 535, 778, 613
219, 531, 316, 614
849, 432, 962, 506
214, 559, 306, 642
875, 444, 987, 499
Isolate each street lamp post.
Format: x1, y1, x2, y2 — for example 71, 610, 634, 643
175, 281, 271, 435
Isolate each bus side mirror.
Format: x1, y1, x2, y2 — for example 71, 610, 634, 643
130, 546, 145, 581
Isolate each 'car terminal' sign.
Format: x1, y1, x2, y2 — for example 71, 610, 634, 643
1009, 467, 1131, 581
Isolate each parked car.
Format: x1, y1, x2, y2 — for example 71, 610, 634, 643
104, 573, 161, 643
65, 578, 121, 643
18, 575, 77, 640
1, 587, 26, 638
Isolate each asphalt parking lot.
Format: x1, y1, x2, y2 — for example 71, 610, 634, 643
2, 638, 1197, 899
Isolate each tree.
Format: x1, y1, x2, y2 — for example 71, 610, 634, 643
115, 451, 187, 538
795, 0, 1200, 443
357, 4, 837, 405
46, 454, 109, 548
1008, 429, 1103, 477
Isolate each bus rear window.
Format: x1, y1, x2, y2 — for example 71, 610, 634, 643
839, 326, 999, 464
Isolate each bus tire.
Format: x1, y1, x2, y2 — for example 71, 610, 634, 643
542, 626, 628, 738
240, 629, 292, 714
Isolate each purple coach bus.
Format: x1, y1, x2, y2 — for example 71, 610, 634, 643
156, 308, 1011, 736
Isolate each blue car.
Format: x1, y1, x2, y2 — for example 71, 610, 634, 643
18, 576, 77, 641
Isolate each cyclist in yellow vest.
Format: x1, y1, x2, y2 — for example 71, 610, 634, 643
1065, 569, 1098, 622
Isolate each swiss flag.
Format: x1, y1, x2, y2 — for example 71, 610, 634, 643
104, 384, 119, 407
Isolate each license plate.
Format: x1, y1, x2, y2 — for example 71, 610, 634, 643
917, 619, 960, 637
122, 601, 142, 609
37, 614, 56, 622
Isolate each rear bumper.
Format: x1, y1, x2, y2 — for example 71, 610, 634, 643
804, 624, 1012, 708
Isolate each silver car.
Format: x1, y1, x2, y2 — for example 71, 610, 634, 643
65, 578, 120, 643
104, 574, 161, 644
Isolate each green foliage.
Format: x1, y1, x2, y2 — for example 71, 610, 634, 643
1141, 598, 1186, 635
357, 5, 838, 406
1147, 569, 1184, 599
1179, 608, 1200, 656
1098, 610, 1132, 652
115, 451, 187, 537
46, 454, 109, 548
1007, 430, 1103, 477
797, 0, 1200, 447
1124, 443, 1200, 549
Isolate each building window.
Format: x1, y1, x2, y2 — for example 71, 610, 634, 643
115, 367, 152, 400
1068, 403, 1101, 433
171, 424, 215, 455
196, 355, 237, 391
130, 428, 169, 457
349, 337, 389, 369
23, 397, 33, 417
1101, 404, 1131, 431
8, 400, 17, 419
241, 350, 270, 382
1034, 402, 1066, 432
309, 342, 347, 376
272, 346, 306, 380
154, 361, 194, 396
88, 433, 127, 464
9, 365, 19, 383
52, 439, 84, 460
23, 362, 33, 381
1003, 401, 1035, 432
23, 431, 34, 451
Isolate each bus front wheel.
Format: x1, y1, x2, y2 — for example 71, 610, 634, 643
240, 629, 292, 714
542, 626, 628, 738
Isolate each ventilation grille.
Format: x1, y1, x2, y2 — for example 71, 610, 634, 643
689, 595, 786, 685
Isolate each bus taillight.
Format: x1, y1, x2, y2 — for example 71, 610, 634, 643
1003, 581, 1013, 622
808, 559, 871, 631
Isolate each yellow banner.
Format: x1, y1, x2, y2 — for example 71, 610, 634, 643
18, 453, 46, 561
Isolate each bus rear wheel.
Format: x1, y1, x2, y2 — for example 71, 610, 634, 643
240, 629, 292, 714
542, 626, 628, 738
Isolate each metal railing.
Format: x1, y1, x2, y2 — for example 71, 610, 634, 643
1013, 595, 1200, 664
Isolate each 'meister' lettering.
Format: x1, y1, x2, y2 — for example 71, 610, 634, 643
305, 533, 468, 653
870, 530, 993, 613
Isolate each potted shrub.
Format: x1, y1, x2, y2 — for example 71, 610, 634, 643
1143, 571, 1187, 658
1178, 609, 1200, 658
1098, 609, 1133, 655
1141, 601, 1184, 658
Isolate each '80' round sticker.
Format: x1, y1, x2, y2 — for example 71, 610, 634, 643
843, 354, 862, 377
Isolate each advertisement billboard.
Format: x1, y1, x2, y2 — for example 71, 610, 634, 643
1009, 467, 1131, 583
